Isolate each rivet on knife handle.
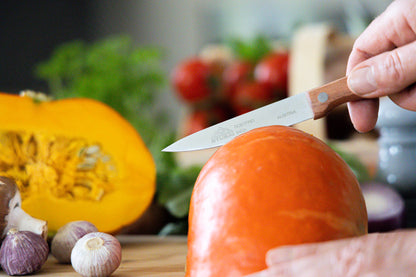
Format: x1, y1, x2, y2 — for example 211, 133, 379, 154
307, 76, 361, 119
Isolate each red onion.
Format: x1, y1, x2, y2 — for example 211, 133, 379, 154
361, 182, 405, 233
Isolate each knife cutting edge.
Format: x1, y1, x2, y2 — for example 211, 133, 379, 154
163, 76, 360, 152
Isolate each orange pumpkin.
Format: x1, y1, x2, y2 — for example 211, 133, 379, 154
0, 92, 155, 234
186, 126, 367, 276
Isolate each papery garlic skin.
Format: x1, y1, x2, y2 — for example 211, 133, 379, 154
0, 229, 49, 275
51, 220, 98, 264
71, 232, 121, 277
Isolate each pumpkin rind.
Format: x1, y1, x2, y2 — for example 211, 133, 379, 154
186, 126, 367, 276
0, 92, 156, 233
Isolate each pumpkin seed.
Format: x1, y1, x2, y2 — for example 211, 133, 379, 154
76, 163, 95, 171
85, 145, 100, 156
0, 131, 117, 202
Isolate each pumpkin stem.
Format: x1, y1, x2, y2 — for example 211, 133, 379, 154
19, 90, 53, 103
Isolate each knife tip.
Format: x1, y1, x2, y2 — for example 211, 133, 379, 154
161, 144, 219, 152
161, 145, 175, 152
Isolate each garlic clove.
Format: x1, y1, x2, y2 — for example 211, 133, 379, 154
51, 220, 98, 264
71, 232, 122, 277
5, 204, 48, 240
0, 229, 49, 276
0, 177, 48, 239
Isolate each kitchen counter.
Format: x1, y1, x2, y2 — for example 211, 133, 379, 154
0, 235, 188, 276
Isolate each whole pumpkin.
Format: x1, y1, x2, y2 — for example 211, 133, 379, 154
186, 126, 367, 276
0, 92, 155, 234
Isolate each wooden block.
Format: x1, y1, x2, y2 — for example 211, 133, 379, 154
289, 24, 354, 141
289, 23, 333, 140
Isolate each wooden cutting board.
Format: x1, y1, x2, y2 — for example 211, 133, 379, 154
0, 235, 188, 277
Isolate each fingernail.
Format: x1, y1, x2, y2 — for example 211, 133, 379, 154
348, 67, 377, 96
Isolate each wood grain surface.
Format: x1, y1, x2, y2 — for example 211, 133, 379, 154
308, 76, 361, 120
0, 236, 188, 277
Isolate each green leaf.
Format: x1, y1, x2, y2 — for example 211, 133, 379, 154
158, 220, 188, 236
226, 35, 272, 63
156, 164, 201, 218
164, 185, 194, 218
330, 144, 371, 183
157, 165, 201, 204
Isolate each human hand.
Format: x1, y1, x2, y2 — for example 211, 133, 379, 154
347, 0, 416, 132
246, 230, 416, 277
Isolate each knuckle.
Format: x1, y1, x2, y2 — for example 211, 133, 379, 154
332, 239, 367, 277
382, 51, 406, 84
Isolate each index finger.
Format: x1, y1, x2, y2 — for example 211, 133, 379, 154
347, 0, 416, 73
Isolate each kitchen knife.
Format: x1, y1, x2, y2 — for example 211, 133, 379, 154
163, 76, 360, 152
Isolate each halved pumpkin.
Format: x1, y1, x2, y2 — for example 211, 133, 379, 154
0, 92, 156, 233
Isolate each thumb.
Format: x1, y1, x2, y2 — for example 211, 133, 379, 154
348, 40, 416, 100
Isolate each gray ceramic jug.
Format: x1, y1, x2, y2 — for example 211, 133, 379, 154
376, 97, 416, 197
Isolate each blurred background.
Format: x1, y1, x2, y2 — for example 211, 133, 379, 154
5, 0, 411, 235
1, 0, 391, 127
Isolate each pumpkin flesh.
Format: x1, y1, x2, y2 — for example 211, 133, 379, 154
0, 93, 155, 233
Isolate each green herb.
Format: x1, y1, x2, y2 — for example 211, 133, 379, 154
157, 164, 201, 218
330, 144, 371, 183
226, 35, 272, 64
158, 220, 188, 236
35, 35, 167, 148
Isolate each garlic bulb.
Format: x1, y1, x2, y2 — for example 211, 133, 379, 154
0, 229, 49, 275
71, 232, 121, 277
51, 220, 98, 264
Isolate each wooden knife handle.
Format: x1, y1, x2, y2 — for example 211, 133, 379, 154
307, 76, 361, 119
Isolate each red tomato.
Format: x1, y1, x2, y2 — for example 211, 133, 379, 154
171, 58, 215, 104
231, 81, 274, 115
182, 107, 229, 137
254, 52, 289, 98
222, 61, 253, 100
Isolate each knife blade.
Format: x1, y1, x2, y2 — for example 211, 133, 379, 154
163, 76, 360, 152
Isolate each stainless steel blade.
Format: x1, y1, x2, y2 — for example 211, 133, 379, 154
163, 92, 313, 152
